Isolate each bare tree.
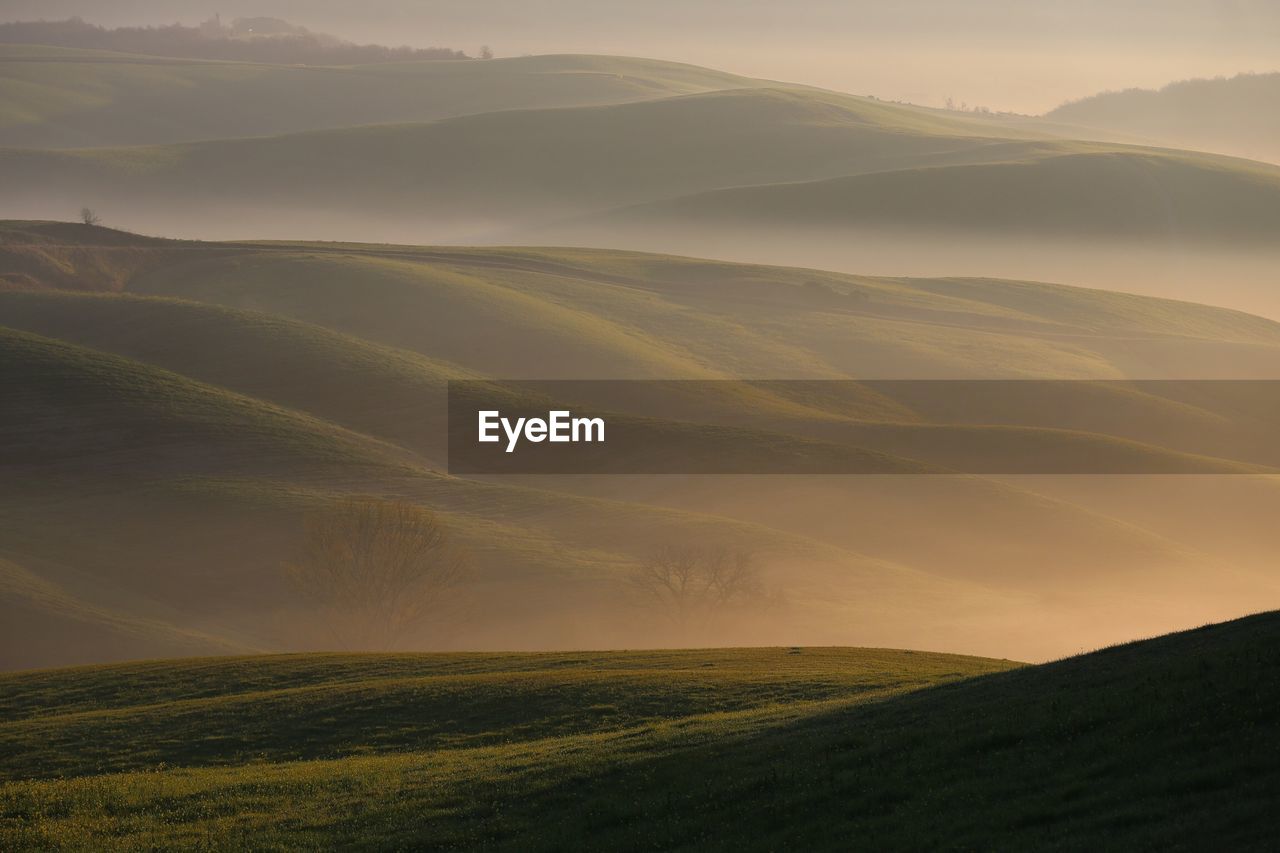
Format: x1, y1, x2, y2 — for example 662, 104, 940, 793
284, 498, 465, 650
479, 44, 494, 60
628, 544, 774, 634
80, 207, 101, 226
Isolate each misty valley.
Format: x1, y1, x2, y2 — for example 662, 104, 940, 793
1, 5, 1278, 851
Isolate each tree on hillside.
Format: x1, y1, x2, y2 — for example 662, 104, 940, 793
79, 207, 101, 227
628, 543, 776, 634
285, 498, 466, 650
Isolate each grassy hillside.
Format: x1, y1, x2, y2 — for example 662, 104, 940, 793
0, 45, 755, 148
0, 289, 472, 459
0, 219, 195, 291
0, 278, 986, 664
0, 325, 405, 476
0, 86, 1043, 238
3, 223, 1280, 667
0, 611, 1274, 849
3, 44, 1277, 311
1048, 72, 1280, 166
0, 646, 1015, 782
587, 147, 1280, 243
0, 556, 250, 670
0, 326, 967, 666
114, 239, 1280, 380
3, 76, 1278, 247
14, 231, 1280, 467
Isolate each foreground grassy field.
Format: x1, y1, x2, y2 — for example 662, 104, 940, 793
1, 611, 1276, 850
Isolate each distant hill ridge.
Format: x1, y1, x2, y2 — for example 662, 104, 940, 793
1048, 72, 1280, 165
0, 15, 472, 63
3, 57, 1277, 248
0, 44, 755, 148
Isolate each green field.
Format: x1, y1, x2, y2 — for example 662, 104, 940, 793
1, 611, 1275, 849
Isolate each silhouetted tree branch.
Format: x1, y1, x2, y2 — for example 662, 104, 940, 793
629, 544, 775, 634
285, 498, 466, 650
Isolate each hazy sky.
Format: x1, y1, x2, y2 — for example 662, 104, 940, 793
2, 1, 1277, 113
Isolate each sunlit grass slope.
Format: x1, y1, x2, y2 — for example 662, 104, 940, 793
0, 45, 756, 148
0, 290, 472, 460
4, 223, 1280, 666
14, 231, 1280, 468
0, 646, 1016, 782
0, 325, 404, 476
1, 611, 1274, 850
16, 222, 1280, 381
116, 238, 1280, 381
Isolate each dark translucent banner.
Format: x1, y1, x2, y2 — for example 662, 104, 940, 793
447, 380, 1280, 474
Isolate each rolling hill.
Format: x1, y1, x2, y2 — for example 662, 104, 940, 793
3, 222, 1280, 668
0, 324, 409, 477
3, 44, 1279, 321
7, 78, 1280, 249
0, 312, 979, 668
0, 85, 1046, 241
0, 44, 756, 148
0, 233, 1010, 665
0, 610, 1274, 849
0, 554, 249, 670
2, 28, 1276, 850
582, 147, 1280, 244
0, 289, 473, 459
